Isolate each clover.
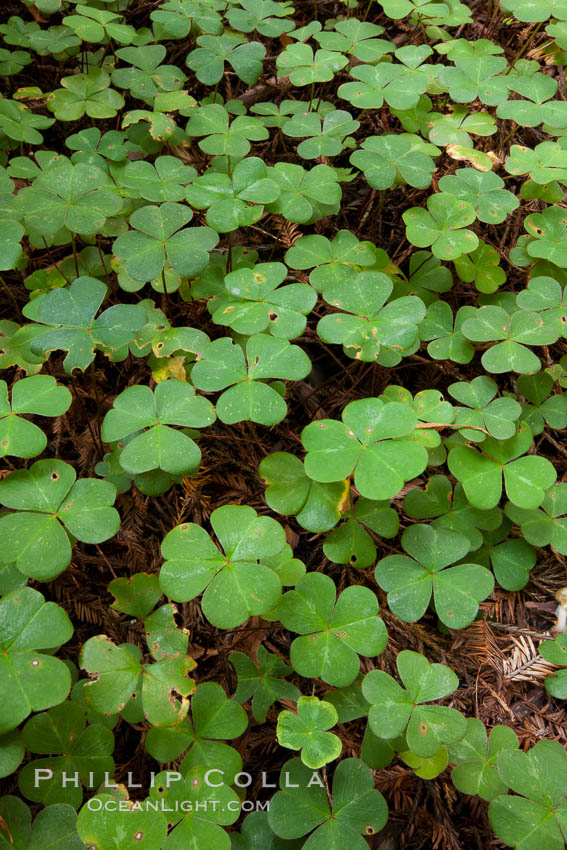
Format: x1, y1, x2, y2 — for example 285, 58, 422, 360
0, 375, 71, 459
0, 587, 73, 735
160, 504, 288, 628
277, 696, 342, 769
375, 523, 494, 629
101, 379, 215, 477
145, 682, 247, 784
362, 650, 467, 758
278, 572, 387, 687
403, 192, 479, 261
301, 397, 428, 501
113, 202, 218, 283
0, 459, 120, 581
191, 334, 311, 425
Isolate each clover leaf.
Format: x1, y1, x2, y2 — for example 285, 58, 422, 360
419, 301, 476, 364
403, 193, 479, 260
0, 587, 73, 735
516, 276, 567, 338
231, 645, 300, 723
101, 380, 215, 477
191, 335, 311, 425
276, 43, 348, 86
506, 142, 567, 184
160, 504, 287, 628
77, 789, 167, 850
0, 797, 83, 850
0, 375, 71, 458
80, 635, 196, 726
47, 69, 124, 121
461, 304, 556, 374
362, 650, 466, 757
16, 160, 121, 237
448, 423, 557, 509
350, 134, 438, 190
227, 0, 295, 37
62, 5, 135, 44
523, 205, 567, 267
186, 33, 265, 85
186, 104, 268, 157
266, 162, 341, 224
516, 371, 567, 434
231, 811, 304, 850
318, 271, 426, 364
375, 524, 494, 628
112, 155, 196, 202
150, 0, 225, 39
259, 451, 349, 533
505, 483, 567, 554
22, 277, 146, 373
0, 459, 120, 581
147, 766, 240, 849
186, 157, 279, 232
314, 19, 392, 62
109, 572, 162, 619
454, 240, 507, 294
113, 202, 218, 282
489, 740, 567, 850
0, 98, 54, 145
278, 572, 387, 687
282, 109, 360, 159
144, 681, 247, 783
18, 701, 114, 808
448, 719, 519, 801
448, 375, 522, 441
211, 261, 316, 339
403, 475, 502, 549
285, 230, 376, 291
302, 397, 428, 501
438, 56, 509, 105
277, 696, 342, 769
268, 757, 388, 848
112, 45, 186, 103
438, 169, 519, 224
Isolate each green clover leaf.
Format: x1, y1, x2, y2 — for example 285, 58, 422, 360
23, 277, 146, 373
160, 504, 287, 628
18, 702, 114, 808
438, 169, 519, 224
101, 380, 215, 476
403, 193, 479, 260
0, 458, 120, 580
375, 523, 494, 629
448, 719, 519, 801
350, 134, 438, 190
145, 681, 247, 783
448, 423, 557, 509
278, 572, 387, 687
0, 375, 71, 458
259, 451, 349, 533
113, 202, 218, 282
0, 798, 83, 850
277, 696, 342, 769
268, 757, 388, 847
186, 157, 279, 232
489, 740, 567, 850
301, 397, 428, 500
0, 587, 73, 735
317, 271, 426, 364
362, 650, 466, 757
191, 334, 311, 425
231, 645, 300, 723
211, 261, 316, 339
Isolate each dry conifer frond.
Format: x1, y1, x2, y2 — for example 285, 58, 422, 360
501, 635, 557, 682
